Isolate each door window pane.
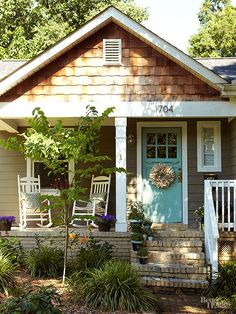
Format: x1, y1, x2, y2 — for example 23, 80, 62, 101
157, 146, 166, 158
168, 146, 177, 158
168, 133, 177, 145
157, 133, 166, 145
147, 133, 156, 145
146, 146, 156, 158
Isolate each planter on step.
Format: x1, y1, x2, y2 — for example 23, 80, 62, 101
138, 256, 148, 264
137, 247, 149, 264
131, 232, 143, 251
147, 236, 153, 241
131, 240, 143, 251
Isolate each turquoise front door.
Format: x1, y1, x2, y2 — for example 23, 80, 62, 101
142, 128, 182, 223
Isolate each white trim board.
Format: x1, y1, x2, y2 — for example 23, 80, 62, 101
136, 121, 188, 225
0, 7, 228, 97
0, 101, 236, 118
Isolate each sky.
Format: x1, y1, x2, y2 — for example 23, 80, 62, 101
135, 0, 236, 53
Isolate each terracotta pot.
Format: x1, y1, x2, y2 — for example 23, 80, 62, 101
0, 220, 12, 231
98, 221, 111, 232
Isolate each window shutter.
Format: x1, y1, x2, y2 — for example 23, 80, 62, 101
103, 39, 121, 65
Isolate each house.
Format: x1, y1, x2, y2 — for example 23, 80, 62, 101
0, 6, 236, 276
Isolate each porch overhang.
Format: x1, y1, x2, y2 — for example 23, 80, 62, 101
0, 100, 236, 119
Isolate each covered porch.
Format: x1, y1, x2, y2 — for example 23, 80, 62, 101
0, 100, 235, 233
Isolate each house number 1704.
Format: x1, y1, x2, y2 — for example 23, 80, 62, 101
156, 105, 174, 113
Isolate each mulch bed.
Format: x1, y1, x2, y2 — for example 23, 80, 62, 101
0, 270, 139, 314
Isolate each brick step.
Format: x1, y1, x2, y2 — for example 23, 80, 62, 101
141, 276, 209, 290
153, 230, 203, 239
131, 251, 206, 265
133, 263, 208, 280
145, 239, 203, 248
144, 245, 203, 253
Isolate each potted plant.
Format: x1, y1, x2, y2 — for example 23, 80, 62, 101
129, 222, 143, 234
0, 216, 16, 231
127, 201, 145, 226
147, 228, 154, 241
194, 206, 204, 231
136, 247, 149, 264
131, 232, 143, 251
143, 218, 152, 231
96, 214, 116, 232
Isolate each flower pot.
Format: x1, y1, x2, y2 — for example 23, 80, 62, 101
147, 236, 153, 241
98, 221, 111, 232
0, 220, 12, 231
138, 256, 148, 264
131, 240, 142, 251
129, 220, 143, 227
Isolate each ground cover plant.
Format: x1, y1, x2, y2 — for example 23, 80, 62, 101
0, 286, 62, 314
0, 237, 25, 266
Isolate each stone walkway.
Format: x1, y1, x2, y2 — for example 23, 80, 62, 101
157, 292, 218, 314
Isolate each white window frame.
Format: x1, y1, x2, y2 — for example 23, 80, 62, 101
197, 121, 221, 172
103, 39, 122, 65
26, 158, 75, 195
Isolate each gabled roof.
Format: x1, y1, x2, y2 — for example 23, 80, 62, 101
0, 6, 228, 97
197, 58, 236, 83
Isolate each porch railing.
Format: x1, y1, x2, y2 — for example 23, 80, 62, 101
204, 180, 236, 276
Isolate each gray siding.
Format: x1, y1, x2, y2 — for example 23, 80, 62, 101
126, 118, 230, 227
230, 118, 236, 177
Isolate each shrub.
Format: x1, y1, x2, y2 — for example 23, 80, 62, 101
74, 234, 113, 271
0, 237, 25, 266
131, 232, 143, 242
208, 261, 236, 297
82, 260, 159, 312
0, 252, 17, 294
25, 244, 64, 278
0, 286, 62, 313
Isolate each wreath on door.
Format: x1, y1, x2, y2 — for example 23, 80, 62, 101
149, 163, 176, 189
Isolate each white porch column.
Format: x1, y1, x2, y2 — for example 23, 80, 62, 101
115, 117, 127, 232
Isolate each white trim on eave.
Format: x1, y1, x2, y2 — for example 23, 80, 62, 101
0, 7, 228, 96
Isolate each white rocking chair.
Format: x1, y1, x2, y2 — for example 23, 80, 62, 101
17, 175, 52, 229
71, 175, 111, 226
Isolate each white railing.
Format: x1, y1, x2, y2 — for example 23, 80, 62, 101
204, 180, 236, 276
204, 180, 219, 276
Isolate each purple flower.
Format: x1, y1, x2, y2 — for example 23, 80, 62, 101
97, 214, 116, 224
0, 216, 16, 224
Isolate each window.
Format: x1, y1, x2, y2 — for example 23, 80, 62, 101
197, 121, 221, 172
27, 159, 74, 194
103, 39, 122, 65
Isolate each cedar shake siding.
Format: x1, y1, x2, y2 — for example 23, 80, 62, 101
0, 23, 221, 103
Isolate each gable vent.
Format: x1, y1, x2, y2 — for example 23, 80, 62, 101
103, 39, 122, 65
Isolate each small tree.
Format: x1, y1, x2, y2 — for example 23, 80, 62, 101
0, 105, 121, 284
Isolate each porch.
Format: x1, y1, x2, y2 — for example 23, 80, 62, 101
0, 116, 234, 233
